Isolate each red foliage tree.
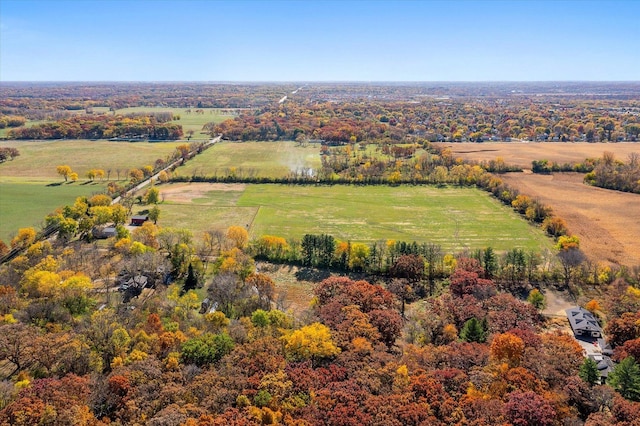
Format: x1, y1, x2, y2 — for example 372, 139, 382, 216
0, 374, 95, 425
614, 337, 640, 362
503, 391, 557, 426
605, 311, 640, 348
450, 258, 496, 299
368, 309, 403, 349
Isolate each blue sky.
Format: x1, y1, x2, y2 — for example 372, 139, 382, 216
1, 0, 638, 81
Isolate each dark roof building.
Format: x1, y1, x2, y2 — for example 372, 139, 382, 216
566, 307, 603, 338
131, 215, 149, 226
92, 225, 117, 239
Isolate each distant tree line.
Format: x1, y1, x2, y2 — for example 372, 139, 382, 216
212, 96, 640, 143
0, 115, 26, 129
531, 158, 597, 174
8, 115, 183, 140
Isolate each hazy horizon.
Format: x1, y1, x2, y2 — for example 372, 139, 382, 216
1, 0, 639, 82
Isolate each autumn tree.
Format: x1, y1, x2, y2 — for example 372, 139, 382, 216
148, 205, 160, 224
526, 289, 546, 310
157, 170, 169, 183
144, 187, 160, 205
503, 391, 556, 426
389, 254, 425, 294
56, 165, 72, 181
10, 227, 36, 249
129, 168, 144, 183
283, 322, 340, 365
227, 226, 249, 250
0, 323, 41, 378
490, 332, 525, 367
176, 144, 191, 160
246, 273, 275, 310
450, 258, 495, 299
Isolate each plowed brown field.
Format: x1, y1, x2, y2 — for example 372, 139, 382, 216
436, 142, 640, 169
435, 143, 640, 266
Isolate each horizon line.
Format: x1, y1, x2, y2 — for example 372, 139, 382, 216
2, 80, 640, 84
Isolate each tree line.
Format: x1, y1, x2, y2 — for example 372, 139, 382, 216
585, 151, 640, 194
8, 115, 183, 140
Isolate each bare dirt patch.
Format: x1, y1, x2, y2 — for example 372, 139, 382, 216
500, 172, 640, 265
436, 142, 640, 266
159, 183, 246, 203
257, 263, 315, 316
436, 142, 640, 169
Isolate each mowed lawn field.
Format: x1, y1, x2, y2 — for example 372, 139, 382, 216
0, 140, 183, 242
176, 141, 322, 178
437, 142, 640, 265
155, 183, 553, 253
0, 181, 106, 242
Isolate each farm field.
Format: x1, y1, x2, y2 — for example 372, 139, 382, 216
0, 140, 183, 242
155, 182, 554, 253
0, 180, 106, 242
500, 172, 640, 265
176, 141, 322, 178
0, 140, 183, 179
436, 142, 640, 169
114, 107, 236, 138
437, 142, 640, 265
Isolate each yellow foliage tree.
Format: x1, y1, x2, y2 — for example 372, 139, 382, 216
283, 322, 340, 365
132, 221, 159, 249
21, 270, 61, 298
157, 170, 169, 183
11, 227, 36, 249
56, 165, 72, 181
556, 235, 580, 251
89, 194, 112, 207
227, 226, 249, 249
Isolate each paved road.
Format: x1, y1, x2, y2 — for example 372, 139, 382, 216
112, 135, 221, 205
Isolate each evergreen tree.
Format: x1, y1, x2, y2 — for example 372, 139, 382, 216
579, 357, 600, 386
460, 317, 487, 343
183, 263, 198, 294
608, 356, 640, 401
483, 246, 497, 278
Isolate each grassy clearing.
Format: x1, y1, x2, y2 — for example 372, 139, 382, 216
149, 203, 258, 236
176, 141, 322, 179
114, 107, 235, 138
0, 140, 183, 179
0, 140, 182, 241
154, 183, 553, 253
0, 179, 106, 242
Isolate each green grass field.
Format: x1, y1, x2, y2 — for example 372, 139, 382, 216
0, 180, 107, 242
155, 183, 553, 253
0, 140, 183, 241
176, 141, 322, 178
